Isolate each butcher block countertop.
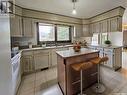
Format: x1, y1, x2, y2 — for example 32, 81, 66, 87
56, 48, 99, 59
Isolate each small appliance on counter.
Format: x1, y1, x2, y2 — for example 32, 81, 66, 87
28, 42, 33, 48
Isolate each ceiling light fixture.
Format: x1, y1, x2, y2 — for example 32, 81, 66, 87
72, 0, 77, 15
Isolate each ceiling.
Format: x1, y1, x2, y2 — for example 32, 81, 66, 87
15, 0, 127, 19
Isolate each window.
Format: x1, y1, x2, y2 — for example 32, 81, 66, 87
38, 23, 55, 41
57, 26, 70, 41
38, 23, 71, 43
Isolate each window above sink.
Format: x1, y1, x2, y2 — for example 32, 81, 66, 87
37, 23, 72, 45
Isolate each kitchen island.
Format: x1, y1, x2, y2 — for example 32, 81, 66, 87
56, 48, 99, 95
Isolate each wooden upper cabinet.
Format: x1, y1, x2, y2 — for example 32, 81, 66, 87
90, 22, 100, 33
94, 22, 100, 33
74, 25, 83, 37
101, 20, 108, 33
10, 15, 22, 37
109, 16, 122, 32
83, 24, 92, 37
90, 16, 122, 34
90, 23, 94, 34
22, 17, 33, 37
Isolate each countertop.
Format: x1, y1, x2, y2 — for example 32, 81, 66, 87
88, 44, 123, 49
56, 48, 99, 59
21, 45, 73, 51
11, 45, 73, 59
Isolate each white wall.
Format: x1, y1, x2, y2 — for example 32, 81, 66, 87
108, 32, 123, 46
0, 17, 12, 95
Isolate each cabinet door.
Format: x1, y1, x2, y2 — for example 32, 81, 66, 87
34, 50, 50, 70
94, 22, 101, 33
74, 25, 83, 37
117, 17, 122, 32
10, 15, 22, 37
101, 20, 108, 33
23, 55, 34, 73
23, 17, 33, 37
51, 49, 57, 66
83, 25, 92, 37
90, 24, 94, 34
109, 17, 122, 32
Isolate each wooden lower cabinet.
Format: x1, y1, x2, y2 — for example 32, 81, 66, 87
51, 49, 57, 66
21, 46, 72, 74
22, 55, 34, 74
34, 50, 50, 70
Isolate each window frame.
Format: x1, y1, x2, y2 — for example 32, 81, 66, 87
37, 23, 72, 45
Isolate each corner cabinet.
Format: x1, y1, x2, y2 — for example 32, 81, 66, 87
90, 22, 101, 34
10, 15, 23, 37
83, 25, 92, 37
33, 50, 50, 70
74, 25, 83, 37
22, 17, 33, 37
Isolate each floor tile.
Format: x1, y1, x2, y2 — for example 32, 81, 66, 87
17, 51, 127, 95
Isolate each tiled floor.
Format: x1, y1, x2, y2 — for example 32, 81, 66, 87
17, 50, 127, 95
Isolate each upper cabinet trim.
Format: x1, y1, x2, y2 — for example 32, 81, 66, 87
89, 6, 125, 19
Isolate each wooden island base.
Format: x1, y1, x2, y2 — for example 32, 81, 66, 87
56, 48, 99, 95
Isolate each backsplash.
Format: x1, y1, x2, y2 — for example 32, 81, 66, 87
73, 37, 92, 44
11, 37, 37, 47
11, 36, 92, 48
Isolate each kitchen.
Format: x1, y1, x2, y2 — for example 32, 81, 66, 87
1, 0, 127, 95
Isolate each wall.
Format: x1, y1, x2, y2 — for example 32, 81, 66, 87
0, 16, 12, 95
108, 32, 123, 46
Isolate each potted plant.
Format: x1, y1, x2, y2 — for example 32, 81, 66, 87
104, 40, 111, 46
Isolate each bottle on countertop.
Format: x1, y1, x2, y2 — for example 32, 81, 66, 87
28, 42, 32, 48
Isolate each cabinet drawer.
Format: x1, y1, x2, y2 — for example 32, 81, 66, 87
56, 47, 69, 51
34, 53, 50, 70
22, 51, 33, 56
33, 50, 50, 55
104, 48, 114, 53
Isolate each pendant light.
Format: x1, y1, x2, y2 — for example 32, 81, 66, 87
72, 0, 77, 15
